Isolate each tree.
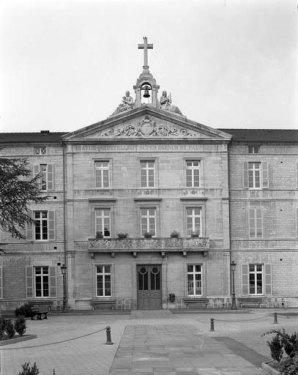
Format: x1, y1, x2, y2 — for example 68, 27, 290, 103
0, 158, 47, 239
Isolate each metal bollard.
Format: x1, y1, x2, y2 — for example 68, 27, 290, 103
210, 318, 215, 332
273, 312, 278, 324
105, 326, 114, 345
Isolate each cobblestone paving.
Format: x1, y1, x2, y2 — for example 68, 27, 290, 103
1, 309, 297, 375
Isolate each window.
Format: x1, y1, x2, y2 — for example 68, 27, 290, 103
248, 145, 259, 154
249, 264, 263, 295
141, 161, 155, 188
186, 161, 200, 187
187, 265, 202, 296
141, 208, 156, 236
26, 266, 57, 298
35, 266, 49, 297
244, 161, 268, 189
34, 147, 46, 155
96, 265, 111, 297
186, 207, 202, 236
34, 164, 55, 191
0, 267, 2, 299
242, 264, 272, 296
95, 209, 111, 238
95, 161, 110, 188
249, 208, 262, 238
26, 211, 55, 241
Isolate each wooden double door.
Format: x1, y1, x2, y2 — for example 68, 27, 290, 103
137, 265, 162, 310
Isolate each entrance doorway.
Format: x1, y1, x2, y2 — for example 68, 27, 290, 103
137, 265, 162, 310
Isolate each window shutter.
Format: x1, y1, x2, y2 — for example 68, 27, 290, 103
296, 162, 298, 189
249, 209, 255, 237
265, 264, 272, 295
47, 164, 55, 191
256, 209, 263, 238
242, 264, 249, 296
26, 210, 33, 240
243, 162, 249, 188
0, 267, 3, 299
262, 162, 269, 188
49, 266, 57, 298
91, 211, 96, 237
33, 164, 40, 178
48, 211, 55, 240
296, 208, 298, 237
26, 266, 34, 298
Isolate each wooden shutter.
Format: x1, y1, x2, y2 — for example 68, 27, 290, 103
262, 162, 269, 188
48, 211, 55, 240
0, 267, 3, 299
256, 209, 263, 238
26, 210, 33, 240
296, 162, 298, 189
265, 264, 272, 295
49, 266, 57, 298
26, 266, 34, 298
242, 264, 249, 296
296, 208, 298, 237
243, 162, 249, 188
47, 164, 55, 191
91, 211, 96, 237
249, 209, 255, 237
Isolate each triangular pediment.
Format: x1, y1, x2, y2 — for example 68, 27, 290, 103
62, 106, 232, 142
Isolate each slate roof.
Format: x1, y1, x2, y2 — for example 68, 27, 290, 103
0, 132, 67, 143
218, 129, 298, 143
0, 129, 297, 143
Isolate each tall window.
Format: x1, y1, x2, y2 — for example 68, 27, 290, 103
249, 208, 262, 238
95, 161, 110, 188
249, 264, 263, 295
141, 208, 156, 236
96, 265, 111, 297
95, 209, 111, 238
35, 266, 49, 297
186, 161, 200, 187
186, 208, 202, 236
34, 211, 49, 240
248, 162, 261, 188
187, 265, 202, 296
248, 145, 259, 154
141, 161, 155, 188
34, 164, 54, 191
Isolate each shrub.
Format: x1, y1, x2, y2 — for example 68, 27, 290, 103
4, 319, 15, 339
262, 329, 298, 375
15, 303, 32, 318
0, 316, 6, 339
18, 362, 39, 375
15, 315, 26, 336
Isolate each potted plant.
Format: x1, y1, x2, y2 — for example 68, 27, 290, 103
144, 232, 153, 239
96, 231, 103, 240
191, 230, 199, 238
117, 233, 128, 240
170, 230, 179, 238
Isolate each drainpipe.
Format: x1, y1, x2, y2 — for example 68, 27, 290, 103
62, 140, 68, 312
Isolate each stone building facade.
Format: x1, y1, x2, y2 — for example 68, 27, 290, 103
0, 39, 297, 311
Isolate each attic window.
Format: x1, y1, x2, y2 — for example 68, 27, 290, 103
248, 145, 260, 154
34, 147, 47, 155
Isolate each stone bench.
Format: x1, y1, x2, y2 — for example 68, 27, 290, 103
183, 298, 209, 309
31, 305, 51, 320
238, 297, 262, 308
91, 300, 116, 310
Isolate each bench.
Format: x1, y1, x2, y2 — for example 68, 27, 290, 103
183, 298, 209, 309
91, 300, 116, 310
31, 305, 51, 320
238, 298, 262, 308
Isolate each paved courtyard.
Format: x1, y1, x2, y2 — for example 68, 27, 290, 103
1, 309, 297, 375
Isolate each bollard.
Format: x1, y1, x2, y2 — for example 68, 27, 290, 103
210, 318, 215, 332
105, 326, 114, 345
273, 312, 278, 324
53, 370, 55, 375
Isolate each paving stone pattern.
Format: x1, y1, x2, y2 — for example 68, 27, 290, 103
1, 309, 297, 375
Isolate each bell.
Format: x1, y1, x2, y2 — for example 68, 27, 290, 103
143, 86, 150, 98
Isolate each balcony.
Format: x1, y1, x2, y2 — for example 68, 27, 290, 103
88, 237, 209, 258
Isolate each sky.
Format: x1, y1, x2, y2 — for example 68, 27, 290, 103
0, 0, 297, 133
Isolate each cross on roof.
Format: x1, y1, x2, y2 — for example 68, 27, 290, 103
138, 37, 153, 68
